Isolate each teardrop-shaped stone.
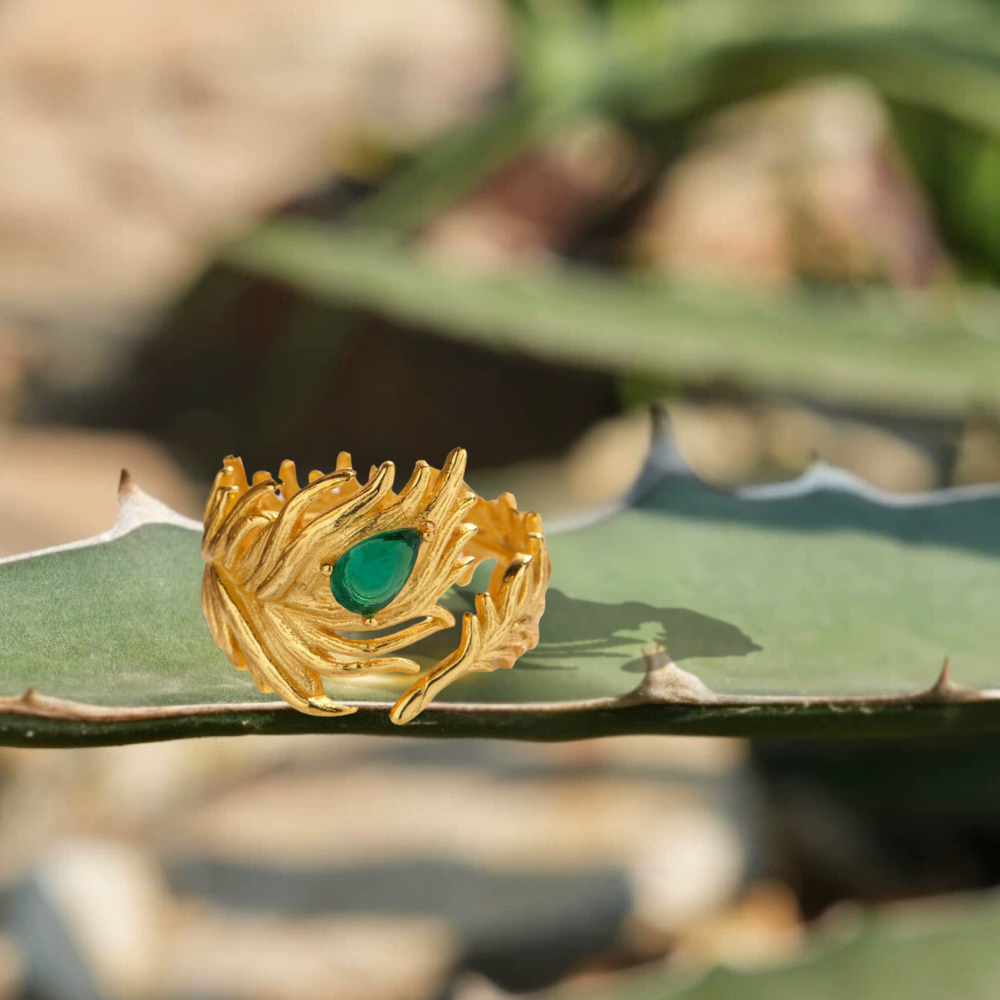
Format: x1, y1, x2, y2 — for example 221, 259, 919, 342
329, 528, 421, 617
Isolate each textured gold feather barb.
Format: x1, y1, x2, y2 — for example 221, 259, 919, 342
201, 449, 550, 724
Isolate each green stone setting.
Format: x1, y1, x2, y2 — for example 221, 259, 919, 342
328, 528, 422, 617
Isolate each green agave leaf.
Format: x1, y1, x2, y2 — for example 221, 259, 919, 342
0, 415, 997, 746
228, 221, 1000, 415
517, 890, 1000, 1000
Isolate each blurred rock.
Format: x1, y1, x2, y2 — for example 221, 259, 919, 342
0, 323, 31, 421
670, 403, 765, 485
161, 763, 748, 875
627, 802, 749, 940
475, 397, 943, 514
953, 417, 1000, 485
453, 973, 511, 1000
544, 735, 746, 774
0, 936, 24, 1000
34, 840, 167, 999
0, 426, 198, 554
158, 739, 756, 991
669, 882, 803, 969
636, 79, 948, 289
164, 908, 455, 1000
156, 737, 755, 989
762, 402, 939, 491
469, 406, 652, 522
830, 423, 936, 492
66, 735, 376, 827
0, 734, 758, 996
663, 399, 940, 490
0, 0, 509, 384
24, 837, 455, 1000
424, 120, 644, 271
758, 402, 837, 472
0, 737, 378, 887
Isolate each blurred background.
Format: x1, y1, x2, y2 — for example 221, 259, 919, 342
2, 0, 1000, 996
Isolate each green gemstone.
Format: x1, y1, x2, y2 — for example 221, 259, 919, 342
329, 529, 421, 617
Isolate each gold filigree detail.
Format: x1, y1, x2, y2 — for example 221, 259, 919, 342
201, 449, 549, 723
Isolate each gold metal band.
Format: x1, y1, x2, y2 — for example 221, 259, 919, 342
201, 449, 550, 724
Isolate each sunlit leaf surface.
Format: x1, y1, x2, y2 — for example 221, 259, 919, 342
0, 421, 997, 745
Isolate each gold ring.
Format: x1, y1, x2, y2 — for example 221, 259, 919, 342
200, 448, 550, 724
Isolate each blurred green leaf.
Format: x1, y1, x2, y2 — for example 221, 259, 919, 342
345, 95, 544, 233
0, 422, 997, 746
349, 0, 1000, 234
523, 892, 1000, 1000
229, 220, 1000, 414
614, 2, 1000, 135
898, 108, 1000, 280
